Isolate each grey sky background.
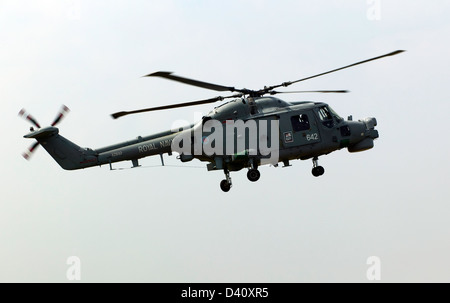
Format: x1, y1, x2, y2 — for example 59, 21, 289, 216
1, 0, 450, 282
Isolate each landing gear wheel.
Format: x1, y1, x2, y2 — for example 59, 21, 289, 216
247, 168, 261, 182
220, 179, 231, 192
311, 156, 325, 177
220, 168, 232, 192
312, 166, 325, 177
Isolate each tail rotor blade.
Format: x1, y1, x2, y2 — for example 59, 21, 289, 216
22, 141, 40, 160
51, 105, 70, 126
18, 109, 41, 129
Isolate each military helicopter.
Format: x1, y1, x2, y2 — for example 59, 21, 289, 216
20, 50, 404, 192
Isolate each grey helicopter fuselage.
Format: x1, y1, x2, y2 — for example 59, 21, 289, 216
24, 96, 378, 177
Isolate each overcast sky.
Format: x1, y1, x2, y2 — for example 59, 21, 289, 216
1, 0, 450, 282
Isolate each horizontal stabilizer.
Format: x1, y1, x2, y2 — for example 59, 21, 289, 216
23, 126, 59, 139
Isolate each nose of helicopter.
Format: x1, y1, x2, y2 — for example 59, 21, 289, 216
363, 117, 378, 139
347, 117, 378, 153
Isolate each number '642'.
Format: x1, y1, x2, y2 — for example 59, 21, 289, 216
306, 133, 319, 141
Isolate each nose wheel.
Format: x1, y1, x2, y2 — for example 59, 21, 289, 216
220, 179, 231, 192
312, 157, 325, 177
220, 168, 232, 192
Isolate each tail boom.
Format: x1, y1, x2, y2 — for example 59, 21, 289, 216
24, 127, 178, 170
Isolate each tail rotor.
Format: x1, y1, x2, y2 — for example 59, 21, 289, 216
19, 105, 70, 160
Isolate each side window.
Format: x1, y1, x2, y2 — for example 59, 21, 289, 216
291, 114, 310, 131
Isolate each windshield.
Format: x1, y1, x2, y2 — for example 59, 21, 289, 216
328, 105, 342, 121
317, 105, 343, 128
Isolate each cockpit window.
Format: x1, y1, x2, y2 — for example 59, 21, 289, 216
318, 106, 333, 128
291, 114, 310, 131
318, 106, 332, 121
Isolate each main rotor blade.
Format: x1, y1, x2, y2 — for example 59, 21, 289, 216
22, 141, 40, 160
18, 109, 41, 128
269, 50, 405, 90
270, 90, 349, 95
111, 94, 242, 119
51, 105, 70, 126
145, 71, 237, 92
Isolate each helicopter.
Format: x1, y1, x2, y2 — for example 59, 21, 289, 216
20, 50, 404, 192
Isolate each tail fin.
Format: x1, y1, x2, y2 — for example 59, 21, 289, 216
25, 126, 97, 170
